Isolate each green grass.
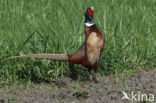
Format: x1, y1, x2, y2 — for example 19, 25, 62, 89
0, 0, 155, 85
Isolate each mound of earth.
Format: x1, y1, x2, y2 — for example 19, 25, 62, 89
0, 68, 155, 103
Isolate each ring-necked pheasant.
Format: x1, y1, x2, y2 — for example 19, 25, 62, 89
4, 7, 104, 82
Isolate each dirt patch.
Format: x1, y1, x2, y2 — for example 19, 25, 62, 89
0, 68, 155, 103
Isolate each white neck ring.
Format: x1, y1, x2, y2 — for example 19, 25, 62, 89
85, 23, 94, 27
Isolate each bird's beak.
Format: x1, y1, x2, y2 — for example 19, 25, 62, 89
91, 7, 95, 11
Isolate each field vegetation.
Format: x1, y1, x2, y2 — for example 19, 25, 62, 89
0, 0, 155, 85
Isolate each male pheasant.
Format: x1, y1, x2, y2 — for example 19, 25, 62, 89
5, 7, 104, 82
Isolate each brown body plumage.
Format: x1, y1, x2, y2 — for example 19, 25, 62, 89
4, 7, 104, 82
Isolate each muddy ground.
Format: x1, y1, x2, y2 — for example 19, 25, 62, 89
0, 68, 155, 103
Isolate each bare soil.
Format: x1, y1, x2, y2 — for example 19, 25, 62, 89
0, 68, 155, 103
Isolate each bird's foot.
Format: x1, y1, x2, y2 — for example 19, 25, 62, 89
93, 77, 98, 83
88, 74, 98, 83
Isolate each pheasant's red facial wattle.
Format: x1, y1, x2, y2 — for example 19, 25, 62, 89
87, 7, 94, 16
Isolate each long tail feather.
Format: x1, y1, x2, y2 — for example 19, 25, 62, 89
4, 54, 69, 61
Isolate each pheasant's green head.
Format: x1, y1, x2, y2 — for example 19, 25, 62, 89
84, 7, 95, 24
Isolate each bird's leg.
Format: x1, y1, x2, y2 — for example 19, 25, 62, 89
93, 63, 98, 83
93, 68, 98, 83
88, 68, 92, 81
